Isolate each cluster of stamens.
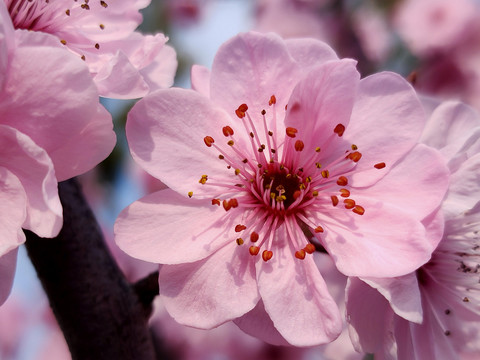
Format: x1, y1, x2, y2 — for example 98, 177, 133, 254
193, 95, 386, 263
6, 0, 109, 61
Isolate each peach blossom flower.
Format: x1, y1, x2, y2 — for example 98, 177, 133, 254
115, 32, 449, 346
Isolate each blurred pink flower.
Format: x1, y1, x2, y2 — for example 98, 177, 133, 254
115, 32, 448, 346
393, 0, 477, 56
0, 1, 115, 305
346, 100, 480, 359
4, 0, 177, 98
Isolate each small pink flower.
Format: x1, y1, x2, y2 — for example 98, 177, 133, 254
4, 0, 177, 98
115, 32, 448, 346
346, 101, 480, 359
0, 1, 115, 305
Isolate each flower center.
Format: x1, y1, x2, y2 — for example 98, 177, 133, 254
193, 95, 385, 263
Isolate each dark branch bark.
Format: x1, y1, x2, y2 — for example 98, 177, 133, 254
25, 179, 157, 360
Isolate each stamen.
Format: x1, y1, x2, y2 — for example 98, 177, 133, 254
235, 104, 248, 118
340, 189, 350, 197
188, 191, 193, 198
331, 196, 339, 207
222, 126, 234, 136
286, 127, 298, 138
337, 176, 348, 186
314, 226, 324, 233
204, 136, 215, 147
198, 175, 208, 184
211, 199, 220, 206
269, 95, 276, 105
295, 249, 306, 260
374, 162, 386, 169
249, 246, 260, 256
236, 238, 244, 245
353, 205, 365, 215
304, 244, 316, 254
344, 199, 356, 209
334, 124, 346, 137
235, 224, 247, 232
294, 140, 304, 151
262, 250, 273, 262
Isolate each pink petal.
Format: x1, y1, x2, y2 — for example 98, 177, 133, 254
443, 153, 480, 217
0, 167, 26, 256
114, 189, 238, 264
347, 72, 426, 187
285, 59, 360, 159
0, 248, 18, 306
285, 37, 338, 69
93, 50, 149, 99
139, 44, 177, 92
420, 101, 480, 160
345, 277, 395, 354
0, 36, 112, 179
256, 222, 342, 346
191, 64, 211, 97
315, 199, 432, 277
48, 104, 116, 181
0, 1, 14, 89
362, 274, 423, 324
210, 32, 301, 126
0, 126, 62, 238
160, 243, 259, 329
234, 300, 290, 346
126, 88, 235, 198
354, 144, 449, 220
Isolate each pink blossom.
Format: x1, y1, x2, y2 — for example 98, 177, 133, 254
346, 100, 480, 359
115, 32, 449, 346
393, 0, 477, 56
0, 1, 115, 305
4, 0, 177, 99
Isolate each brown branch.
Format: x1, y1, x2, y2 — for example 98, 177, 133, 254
25, 179, 157, 360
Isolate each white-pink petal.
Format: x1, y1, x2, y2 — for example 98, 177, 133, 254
114, 189, 237, 264
160, 244, 259, 329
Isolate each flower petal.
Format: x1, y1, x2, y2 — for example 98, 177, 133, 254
160, 243, 259, 329
362, 274, 423, 324
0, 167, 26, 256
191, 64, 211, 97
354, 144, 449, 220
285, 59, 360, 159
48, 104, 116, 181
0, 126, 62, 238
139, 44, 177, 92
347, 72, 426, 186
126, 88, 235, 198
234, 300, 290, 346
316, 199, 432, 277
345, 277, 395, 354
0, 248, 18, 306
210, 32, 301, 128
114, 189, 238, 264
256, 222, 342, 346
285, 37, 338, 69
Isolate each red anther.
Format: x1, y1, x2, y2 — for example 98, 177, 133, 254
331, 195, 339, 207
262, 250, 273, 262
348, 151, 362, 162
334, 124, 346, 137
249, 246, 260, 256
250, 232, 259, 242
337, 176, 348, 186
314, 226, 324, 233
222, 126, 234, 137
211, 198, 221, 206
374, 162, 386, 169
204, 136, 215, 147
286, 127, 298, 138
269, 95, 277, 105
235, 104, 248, 118
223, 200, 231, 211
294, 140, 304, 151
344, 199, 356, 209
353, 205, 365, 215
340, 188, 350, 197
235, 224, 247, 232
229, 198, 239, 208
293, 190, 302, 200
304, 243, 316, 254
295, 249, 306, 260
236, 238, 244, 245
